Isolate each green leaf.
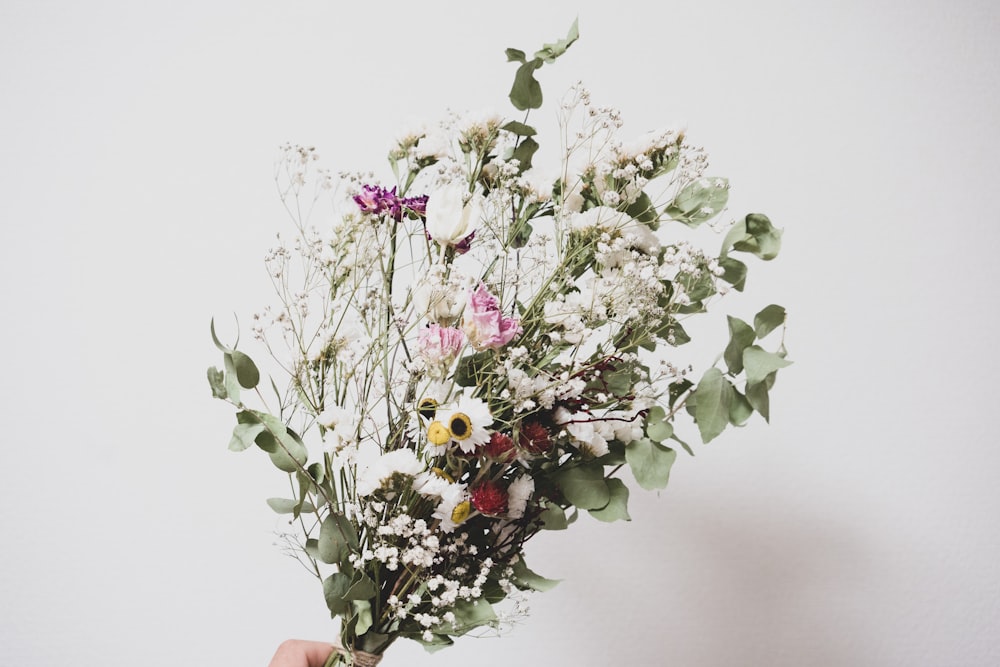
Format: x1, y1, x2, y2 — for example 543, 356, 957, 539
645, 406, 674, 443
729, 387, 753, 426
305, 538, 320, 561
228, 419, 265, 452
505, 48, 526, 63
507, 19, 579, 111
754, 304, 786, 339
511, 558, 560, 592
209, 318, 232, 353
746, 380, 770, 422
555, 463, 610, 510
625, 191, 657, 224
743, 345, 793, 385
345, 574, 376, 601
454, 351, 493, 387
444, 598, 497, 635
590, 478, 631, 522
351, 600, 373, 636
230, 350, 260, 390
318, 513, 359, 565
724, 316, 756, 375
694, 367, 735, 443
257, 413, 308, 473
718, 256, 748, 291
511, 136, 539, 171
323, 572, 352, 616
509, 60, 543, 111
307, 462, 326, 485
533, 18, 580, 63
539, 502, 569, 530
669, 378, 693, 410
724, 213, 782, 260
207, 366, 227, 399
266, 498, 316, 514
222, 353, 241, 406
665, 177, 729, 227
501, 120, 536, 136
626, 438, 677, 490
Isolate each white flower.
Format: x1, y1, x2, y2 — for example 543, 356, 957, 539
316, 404, 356, 453
355, 445, 425, 496
427, 395, 493, 454
432, 482, 471, 533
424, 183, 483, 247
507, 475, 535, 519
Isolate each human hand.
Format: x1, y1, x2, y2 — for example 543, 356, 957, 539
267, 639, 337, 667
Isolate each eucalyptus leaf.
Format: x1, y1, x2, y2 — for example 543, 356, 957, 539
724, 316, 756, 375
729, 388, 753, 426
501, 120, 537, 136
509, 61, 543, 110
444, 598, 497, 636
209, 318, 232, 353
625, 437, 676, 490
725, 213, 782, 260
718, 256, 748, 291
323, 572, 352, 616
511, 558, 560, 592
511, 136, 539, 171
694, 367, 735, 443
258, 413, 308, 473
533, 18, 580, 63
590, 478, 631, 522
645, 406, 674, 443
318, 513, 359, 565
625, 191, 657, 224
345, 574, 377, 601
754, 304, 787, 339
230, 350, 260, 390
352, 600, 373, 636
555, 463, 610, 510
222, 353, 241, 406
665, 177, 729, 227
229, 421, 265, 452
207, 366, 227, 399
266, 498, 316, 514
539, 502, 569, 530
743, 345, 793, 385
746, 380, 770, 422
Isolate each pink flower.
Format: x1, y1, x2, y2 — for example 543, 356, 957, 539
418, 324, 465, 368
462, 283, 522, 350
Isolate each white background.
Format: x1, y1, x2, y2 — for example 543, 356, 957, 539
2, 1, 998, 665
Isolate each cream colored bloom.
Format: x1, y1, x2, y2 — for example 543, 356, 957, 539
424, 184, 483, 247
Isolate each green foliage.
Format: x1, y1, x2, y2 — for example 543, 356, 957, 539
626, 437, 677, 490
318, 512, 359, 566
722, 213, 782, 260
754, 304, 786, 339
724, 316, 756, 375
590, 478, 631, 522
743, 345, 793, 385
694, 368, 735, 443
266, 497, 316, 514
665, 177, 730, 227
554, 463, 610, 510
645, 405, 674, 443
323, 572, 352, 616
539, 501, 569, 530
511, 559, 560, 592
506, 19, 579, 110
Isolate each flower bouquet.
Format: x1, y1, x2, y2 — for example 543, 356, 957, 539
207, 21, 790, 666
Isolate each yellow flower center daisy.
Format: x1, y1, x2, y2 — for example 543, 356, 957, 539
417, 397, 437, 420
451, 500, 471, 524
427, 420, 451, 446
448, 412, 473, 440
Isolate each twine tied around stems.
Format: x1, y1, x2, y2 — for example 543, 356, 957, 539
322, 643, 383, 667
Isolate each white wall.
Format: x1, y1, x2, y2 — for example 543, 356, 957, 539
2, 1, 998, 665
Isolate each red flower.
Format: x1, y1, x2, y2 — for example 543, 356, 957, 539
470, 480, 509, 516
483, 432, 515, 460
518, 420, 552, 454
